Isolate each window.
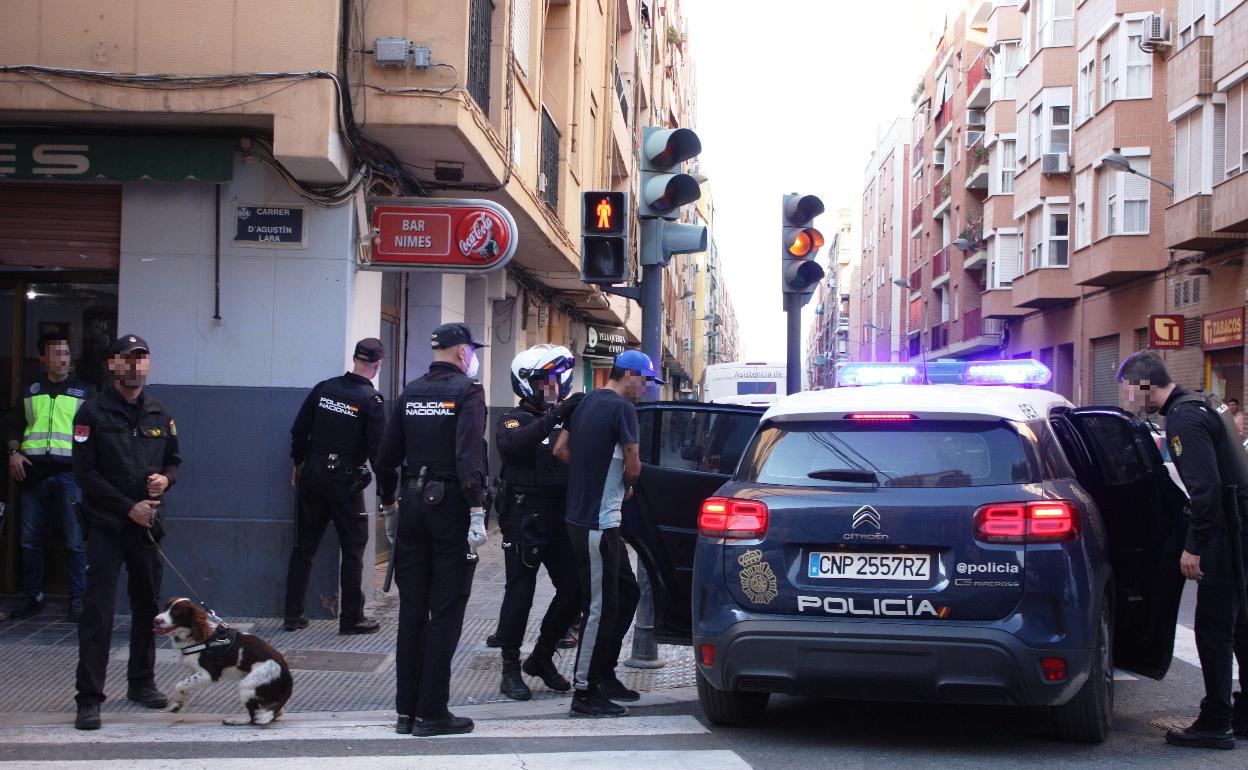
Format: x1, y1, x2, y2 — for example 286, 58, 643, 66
1031, 103, 1044, 160
1178, 0, 1212, 47
1225, 82, 1247, 178
1036, 0, 1075, 48
1124, 21, 1152, 99
1174, 275, 1204, 308
1029, 212, 1043, 271
1100, 27, 1117, 106
1048, 208, 1069, 266
1077, 59, 1095, 122
1102, 154, 1151, 235
1174, 108, 1205, 200
1100, 21, 1151, 104
1075, 170, 1091, 248
512, 0, 532, 78
990, 232, 1020, 289
1049, 105, 1071, 153
656, 409, 759, 475
998, 139, 1016, 193
991, 41, 1021, 101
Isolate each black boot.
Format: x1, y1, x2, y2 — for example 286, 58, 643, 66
523, 640, 571, 692
1233, 692, 1248, 738
500, 648, 532, 701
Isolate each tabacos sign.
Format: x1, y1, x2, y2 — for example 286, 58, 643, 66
366, 197, 517, 273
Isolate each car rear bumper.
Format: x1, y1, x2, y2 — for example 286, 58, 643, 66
696, 618, 1091, 707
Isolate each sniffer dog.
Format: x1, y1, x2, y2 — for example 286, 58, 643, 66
154, 597, 293, 725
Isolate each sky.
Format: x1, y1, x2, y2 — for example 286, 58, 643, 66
685, 0, 964, 362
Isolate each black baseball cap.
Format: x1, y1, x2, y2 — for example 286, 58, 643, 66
431, 322, 488, 350
354, 337, 385, 363
109, 334, 150, 356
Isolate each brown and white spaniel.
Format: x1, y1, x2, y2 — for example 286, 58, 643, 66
154, 597, 293, 726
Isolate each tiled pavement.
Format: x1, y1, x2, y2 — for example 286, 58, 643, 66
0, 527, 696, 719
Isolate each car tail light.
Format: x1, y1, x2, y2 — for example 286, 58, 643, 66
973, 500, 1078, 544
1041, 657, 1066, 682
700, 644, 716, 666
845, 413, 917, 421
700, 497, 769, 539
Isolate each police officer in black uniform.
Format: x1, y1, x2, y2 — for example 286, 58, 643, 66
492, 344, 584, 700
1118, 351, 1248, 749
376, 322, 488, 737
72, 335, 182, 731
283, 338, 394, 635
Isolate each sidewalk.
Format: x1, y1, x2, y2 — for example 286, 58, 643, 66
0, 527, 696, 720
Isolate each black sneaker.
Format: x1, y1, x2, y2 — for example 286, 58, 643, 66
571, 689, 629, 718
283, 615, 309, 631
598, 677, 640, 703
74, 703, 101, 731
485, 633, 502, 647
1166, 724, 1235, 750
127, 684, 169, 709
412, 714, 474, 736
522, 654, 571, 692
395, 715, 414, 735
68, 599, 84, 623
557, 628, 579, 649
11, 594, 45, 620
339, 617, 381, 635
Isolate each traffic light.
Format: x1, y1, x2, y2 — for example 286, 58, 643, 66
641, 218, 708, 266
640, 127, 702, 219
781, 192, 826, 302
581, 190, 630, 284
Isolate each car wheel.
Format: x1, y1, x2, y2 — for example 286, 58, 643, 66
1052, 597, 1114, 743
696, 669, 769, 726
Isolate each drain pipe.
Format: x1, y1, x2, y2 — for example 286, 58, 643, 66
213, 183, 223, 321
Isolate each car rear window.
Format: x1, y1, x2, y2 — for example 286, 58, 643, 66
738, 419, 1035, 488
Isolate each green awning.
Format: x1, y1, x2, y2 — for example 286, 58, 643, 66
0, 134, 234, 182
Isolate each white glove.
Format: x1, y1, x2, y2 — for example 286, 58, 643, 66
381, 504, 399, 544
468, 509, 487, 552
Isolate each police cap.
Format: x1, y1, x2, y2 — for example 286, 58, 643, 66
353, 337, 385, 362
431, 322, 488, 350
109, 334, 150, 356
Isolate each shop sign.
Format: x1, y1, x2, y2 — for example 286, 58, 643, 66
0, 134, 234, 182
365, 197, 517, 273
584, 324, 628, 357
234, 205, 306, 247
1148, 314, 1184, 349
1202, 307, 1245, 351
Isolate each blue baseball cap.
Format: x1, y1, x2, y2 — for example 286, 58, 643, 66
614, 350, 666, 384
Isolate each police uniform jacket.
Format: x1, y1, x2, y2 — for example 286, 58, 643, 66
1162, 386, 1248, 557
72, 385, 181, 535
496, 401, 569, 504
290, 371, 394, 504
376, 361, 486, 508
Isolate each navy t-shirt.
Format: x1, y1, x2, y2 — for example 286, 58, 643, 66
565, 388, 639, 530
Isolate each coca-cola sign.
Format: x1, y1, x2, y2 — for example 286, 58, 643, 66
365, 197, 517, 273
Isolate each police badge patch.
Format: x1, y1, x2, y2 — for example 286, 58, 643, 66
1170, 436, 1183, 458
738, 549, 778, 605
504, 419, 521, 429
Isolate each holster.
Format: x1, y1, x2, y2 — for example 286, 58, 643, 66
348, 464, 373, 496
492, 477, 509, 518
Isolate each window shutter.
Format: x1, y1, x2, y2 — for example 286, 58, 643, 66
1174, 118, 1190, 199
512, 0, 532, 77
1227, 83, 1243, 178
1124, 157, 1150, 232
998, 233, 1019, 285
909, 297, 923, 331
1190, 108, 1204, 195
1214, 104, 1227, 184
1098, 170, 1110, 238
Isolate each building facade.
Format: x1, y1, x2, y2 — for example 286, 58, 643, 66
858, 119, 912, 363
806, 208, 859, 388
0, 0, 716, 614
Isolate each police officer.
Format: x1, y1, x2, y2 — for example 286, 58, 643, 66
376, 322, 488, 737
284, 338, 394, 635
72, 335, 181, 731
7, 331, 94, 621
1118, 351, 1248, 749
492, 344, 584, 700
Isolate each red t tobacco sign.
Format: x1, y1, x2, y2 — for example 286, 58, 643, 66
366, 198, 517, 273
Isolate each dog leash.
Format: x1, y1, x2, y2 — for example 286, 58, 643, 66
144, 529, 228, 627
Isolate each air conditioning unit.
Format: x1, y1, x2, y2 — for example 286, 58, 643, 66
934, 149, 946, 166
1042, 152, 1070, 175
966, 109, 986, 127
1141, 11, 1171, 50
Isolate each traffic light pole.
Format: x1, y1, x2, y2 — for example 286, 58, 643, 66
785, 293, 802, 395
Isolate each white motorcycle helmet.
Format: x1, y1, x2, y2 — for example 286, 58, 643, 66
510, 344, 576, 405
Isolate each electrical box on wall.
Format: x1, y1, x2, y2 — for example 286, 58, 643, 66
374, 38, 412, 67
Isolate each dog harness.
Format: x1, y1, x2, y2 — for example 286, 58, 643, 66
181, 626, 239, 658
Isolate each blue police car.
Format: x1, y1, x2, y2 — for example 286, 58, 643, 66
625, 360, 1187, 743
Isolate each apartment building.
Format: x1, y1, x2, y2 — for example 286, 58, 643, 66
690, 184, 741, 392
857, 119, 912, 363
0, 0, 707, 613
805, 208, 858, 387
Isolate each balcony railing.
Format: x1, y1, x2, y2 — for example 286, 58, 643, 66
931, 322, 950, 351
911, 202, 924, 230
934, 102, 951, 136
932, 246, 950, 278
467, 0, 493, 114
911, 136, 925, 171
966, 50, 987, 96
909, 267, 922, 290
539, 107, 560, 211
932, 175, 951, 211
962, 308, 1005, 341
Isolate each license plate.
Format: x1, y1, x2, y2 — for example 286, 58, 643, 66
807, 552, 931, 581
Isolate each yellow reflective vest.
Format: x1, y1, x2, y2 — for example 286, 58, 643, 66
21, 380, 91, 459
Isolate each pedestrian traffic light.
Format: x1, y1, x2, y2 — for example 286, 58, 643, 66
781, 192, 826, 302
640, 126, 702, 219
581, 190, 630, 284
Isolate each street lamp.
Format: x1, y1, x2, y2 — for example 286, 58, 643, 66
1102, 151, 1175, 192
952, 238, 972, 252
893, 278, 923, 295
892, 279, 929, 370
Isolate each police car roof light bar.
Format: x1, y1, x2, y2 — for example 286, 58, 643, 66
835, 359, 1052, 387
961, 359, 1052, 386
836, 363, 923, 387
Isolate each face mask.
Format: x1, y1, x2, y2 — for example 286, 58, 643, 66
463, 348, 480, 379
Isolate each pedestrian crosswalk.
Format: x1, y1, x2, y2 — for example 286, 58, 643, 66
0, 714, 752, 770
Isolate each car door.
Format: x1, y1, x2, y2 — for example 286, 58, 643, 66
1053, 406, 1187, 679
623, 402, 764, 644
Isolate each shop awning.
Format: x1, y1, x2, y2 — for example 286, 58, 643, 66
0, 134, 235, 183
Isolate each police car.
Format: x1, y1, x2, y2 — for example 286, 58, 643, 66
624, 360, 1187, 743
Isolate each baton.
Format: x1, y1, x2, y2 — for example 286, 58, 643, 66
383, 554, 396, 593
1229, 485, 1247, 612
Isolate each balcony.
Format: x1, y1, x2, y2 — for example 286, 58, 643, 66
1214, 170, 1248, 234
1071, 236, 1169, 286
1011, 268, 1080, 308
930, 322, 950, 352
965, 141, 989, 190
1167, 194, 1248, 251
909, 268, 922, 294
932, 175, 952, 218
934, 102, 952, 144
1166, 36, 1213, 114
912, 136, 925, 173
981, 287, 1027, 318
967, 50, 990, 109
932, 246, 950, 287
1213, 0, 1248, 86
911, 201, 925, 233
944, 307, 1005, 357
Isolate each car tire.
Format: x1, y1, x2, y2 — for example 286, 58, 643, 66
696, 669, 769, 726
1052, 597, 1114, 743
